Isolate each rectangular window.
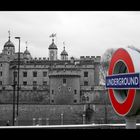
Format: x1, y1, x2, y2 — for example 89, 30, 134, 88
84, 81, 88, 86
33, 81, 37, 85
0, 64, 2, 67
23, 81, 27, 85
0, 81, 2, 85
23, 72, 27, 77
2, 86, 5, 90
33, 81, 37, 90
33, 71, 37, 77
74, 99, 77, 103
74, 90, 77, 94
43, 81, 47, 85
84, 71, 88, 77
43, 71, 47, 77
52, 90, 54, 94
33, 86, 37, 90
63, 78, 66, 84
14, 71, 17, 77
0, 71, 2, 76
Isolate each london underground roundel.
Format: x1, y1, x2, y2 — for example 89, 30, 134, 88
106, 47, 140, 117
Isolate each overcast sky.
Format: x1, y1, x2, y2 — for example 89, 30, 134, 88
0, 11, 140, 59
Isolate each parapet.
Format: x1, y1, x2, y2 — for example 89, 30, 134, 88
86, 56, 90, 60
79, 55, 101, 63
91, 56, 95, 60
80, 56, 85, 60
80, 56, 100, 60
94, 56, 101, 63
33, 57, 46, 61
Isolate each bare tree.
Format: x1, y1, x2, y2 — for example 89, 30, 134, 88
100, 48, 116, 124
127, 45, 140, 53
100, 48, 116, 85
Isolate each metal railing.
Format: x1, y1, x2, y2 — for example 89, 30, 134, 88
1, 123, 140, 129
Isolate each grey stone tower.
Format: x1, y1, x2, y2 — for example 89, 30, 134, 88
2, 31, 15, 56
48, 38, 58, 61
61, 46, 68, 60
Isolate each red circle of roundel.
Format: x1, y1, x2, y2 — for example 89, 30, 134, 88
108, 48, 135, 116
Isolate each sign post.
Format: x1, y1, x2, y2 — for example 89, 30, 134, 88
125, 116, 136, 129
106, 47, 140, 129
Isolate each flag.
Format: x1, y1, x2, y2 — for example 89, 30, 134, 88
8, 30, 10, 37
49, 33, 56, 38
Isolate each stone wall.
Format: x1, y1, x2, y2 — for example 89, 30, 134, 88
0, 104, 125, 126
0, 90, 50, 104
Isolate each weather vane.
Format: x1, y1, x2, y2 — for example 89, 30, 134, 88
49, 33, 56, 38
25, 41, 28, 49
8, 30, 11, 40
63, 42, 65, 50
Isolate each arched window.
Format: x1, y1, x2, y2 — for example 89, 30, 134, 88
82, 96, 86, 102
86, 96, 89, 102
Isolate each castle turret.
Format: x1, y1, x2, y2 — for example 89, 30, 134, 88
2, 31, 15, 56
60, 43, 68, 60
23, 41, 32, 60
48, 38, 58, 61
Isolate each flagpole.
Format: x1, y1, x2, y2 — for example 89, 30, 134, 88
55, 34, 57, 46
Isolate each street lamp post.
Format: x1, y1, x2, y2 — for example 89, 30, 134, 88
12, 66, 16, 126
15, 37, 20, 123
104, 92, 108, 124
